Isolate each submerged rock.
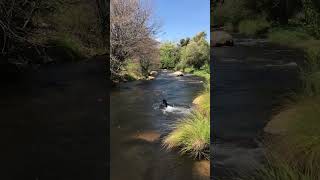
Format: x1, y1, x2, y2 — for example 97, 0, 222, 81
264, 108, 296, 135
193, 160, 210, 178
130, 131, 161, 142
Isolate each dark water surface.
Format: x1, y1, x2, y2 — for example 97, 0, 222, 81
110, 71, 208, 180
212, 37, 303, 179
0, 59, 107, 180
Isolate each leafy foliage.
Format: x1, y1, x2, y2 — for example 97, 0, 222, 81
238, 18, 271, 36
303, 0, 320, 38
159, 42, 180, 69
180, 32, 210, 70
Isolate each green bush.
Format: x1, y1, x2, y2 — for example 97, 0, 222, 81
159, 42, 180, 69
268, 28, 314, 46
213, 0, 252, 27
303, 0, 320, 39
46, 34, 84, 62
180, 38, 209, 70
123, 60, 144, 81
238, 18, 271, 36
301, 48, 320, 96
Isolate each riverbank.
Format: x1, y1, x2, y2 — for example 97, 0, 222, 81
233, 27, 320, 179
212, 38, 302, 179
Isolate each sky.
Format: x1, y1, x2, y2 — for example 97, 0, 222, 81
153, 0, 210, 42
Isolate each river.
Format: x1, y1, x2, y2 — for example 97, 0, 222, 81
110, 71, 209, 180
212, 36, 303, 179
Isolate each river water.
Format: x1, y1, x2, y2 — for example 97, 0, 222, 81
110, 71, 209, 180
212, 37, 303, 179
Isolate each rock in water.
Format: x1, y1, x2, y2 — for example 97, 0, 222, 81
211, 31, 234, 47
147, 76, 155, 80
172, 71, 184, 76
149, 70, 158, 76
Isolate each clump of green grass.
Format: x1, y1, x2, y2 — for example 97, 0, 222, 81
246, 96, 320, 180
246, 154, 320, 180
300, 47, 320, 96
122, 60, 144, 81
195, 91, 210, 115
46, 34, 84, 62
184, 66, 210, 82
268, 28, 314, 47
163, 111, 210, 159
238, 18, 271, 36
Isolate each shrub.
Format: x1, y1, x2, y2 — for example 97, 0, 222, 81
122, 60, 144, 81
301, 47, 320, 96
268, 28, 314, 46
159, 42, 180, 69
46, 34, 84, 62
213, 0, 252, 27
180, 39, 209, 70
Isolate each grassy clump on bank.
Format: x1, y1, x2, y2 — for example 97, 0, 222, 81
121, 61, 145, 81
247, 96, 320, 180
300, 48, 320, 96
238, 18, 270, 36
267, 27, 320, 49
46, 34, 85, 62
247, 154, 320, 180
163, 109, 210, 159
184, 66, 210, 82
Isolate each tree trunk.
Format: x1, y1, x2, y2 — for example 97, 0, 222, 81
95, 0, 109, 49
279, 0, 289, 25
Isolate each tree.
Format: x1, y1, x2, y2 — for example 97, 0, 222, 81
159, 42, 180, 69
0, 0, 61, 62
179, 37, 190, 47
302, 0, 320, 38
136, 37, 159, 77
180, 34, 209, 70
192, 31, 207, 42
110, 0, 160, 80
96, 0, 109, 47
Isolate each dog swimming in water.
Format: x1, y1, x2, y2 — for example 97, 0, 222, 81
159, 99, 170, 109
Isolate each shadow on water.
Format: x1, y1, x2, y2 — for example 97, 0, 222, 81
110, 71, 209, 180
211, 37, 303, 179
0, 58, 107, 180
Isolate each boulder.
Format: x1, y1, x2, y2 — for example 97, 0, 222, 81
147, 76, 155, 80
172, 71, 184, 76
211, 31, 234, 47
149, 70, 158, 76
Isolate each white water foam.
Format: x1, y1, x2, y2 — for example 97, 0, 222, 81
162, 105, 191, 114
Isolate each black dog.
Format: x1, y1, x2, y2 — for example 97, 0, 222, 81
159, 99, 170, 109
